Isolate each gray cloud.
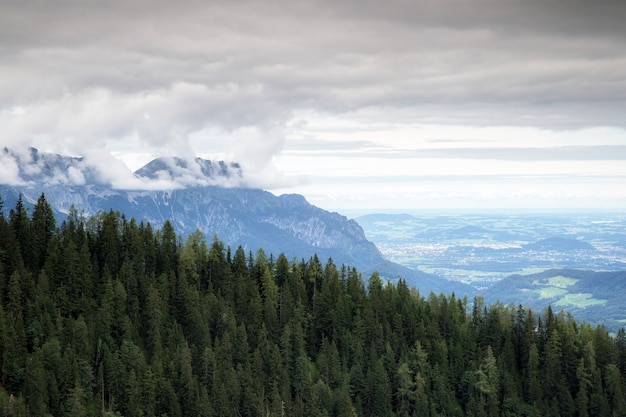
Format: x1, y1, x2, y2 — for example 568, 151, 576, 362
372, 145, 626, 161
1, 0, 625, 185
282, 145, 626, 161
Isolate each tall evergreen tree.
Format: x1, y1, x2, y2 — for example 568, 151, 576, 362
10, 194, 35, 272
31, 193, 55, 271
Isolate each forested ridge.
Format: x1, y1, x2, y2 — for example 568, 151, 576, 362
1, 194, 626, 417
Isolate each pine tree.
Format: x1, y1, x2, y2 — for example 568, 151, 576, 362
3, 271, 28, 392
31, 193, 55, 271
10, 194, 34, 271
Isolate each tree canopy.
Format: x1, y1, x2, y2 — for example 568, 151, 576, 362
1, 193, 626, 416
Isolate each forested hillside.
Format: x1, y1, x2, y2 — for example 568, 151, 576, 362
2, 194, 626, 416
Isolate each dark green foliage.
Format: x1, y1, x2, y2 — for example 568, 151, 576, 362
2, 194, 626, 416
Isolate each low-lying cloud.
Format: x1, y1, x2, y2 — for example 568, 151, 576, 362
0, 148, 253, 191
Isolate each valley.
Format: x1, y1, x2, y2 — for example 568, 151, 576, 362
357, 211, 626, 287
357, 211, 626, 331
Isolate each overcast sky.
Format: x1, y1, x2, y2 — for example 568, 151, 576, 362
2, 0, 626, 213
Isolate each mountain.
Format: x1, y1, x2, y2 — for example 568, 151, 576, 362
0, 148, 470, 295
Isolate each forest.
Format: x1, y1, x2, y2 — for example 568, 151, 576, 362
1, 193, 626, 417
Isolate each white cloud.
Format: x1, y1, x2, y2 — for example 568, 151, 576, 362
0, 150, 24, 186
67, 166, 86, 185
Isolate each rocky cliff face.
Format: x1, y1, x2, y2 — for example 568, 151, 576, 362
98, 186, 385, 269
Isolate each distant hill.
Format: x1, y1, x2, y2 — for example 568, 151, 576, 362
445, 225, 490, 238
482, 268, 626, 331
523, 237, 596, 251
0, 148, 471, 295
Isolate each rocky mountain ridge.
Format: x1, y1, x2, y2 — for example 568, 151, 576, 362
0, 148, 469, 295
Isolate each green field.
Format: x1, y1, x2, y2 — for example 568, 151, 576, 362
546, 276, 578, 287
528, 275, 607, 307
555, 293, 607, 308
534, 287, 568, 299
532, 275, 578, 288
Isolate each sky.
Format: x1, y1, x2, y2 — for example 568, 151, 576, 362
1, 0, 626, 213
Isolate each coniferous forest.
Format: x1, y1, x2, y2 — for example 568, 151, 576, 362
2, 193, 626, 417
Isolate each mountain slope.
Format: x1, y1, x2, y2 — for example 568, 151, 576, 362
482, 268, 626, 331
0, 148, 471, 295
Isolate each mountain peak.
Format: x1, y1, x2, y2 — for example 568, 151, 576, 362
134, 156, 242, 184
1, 148, 245, 190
